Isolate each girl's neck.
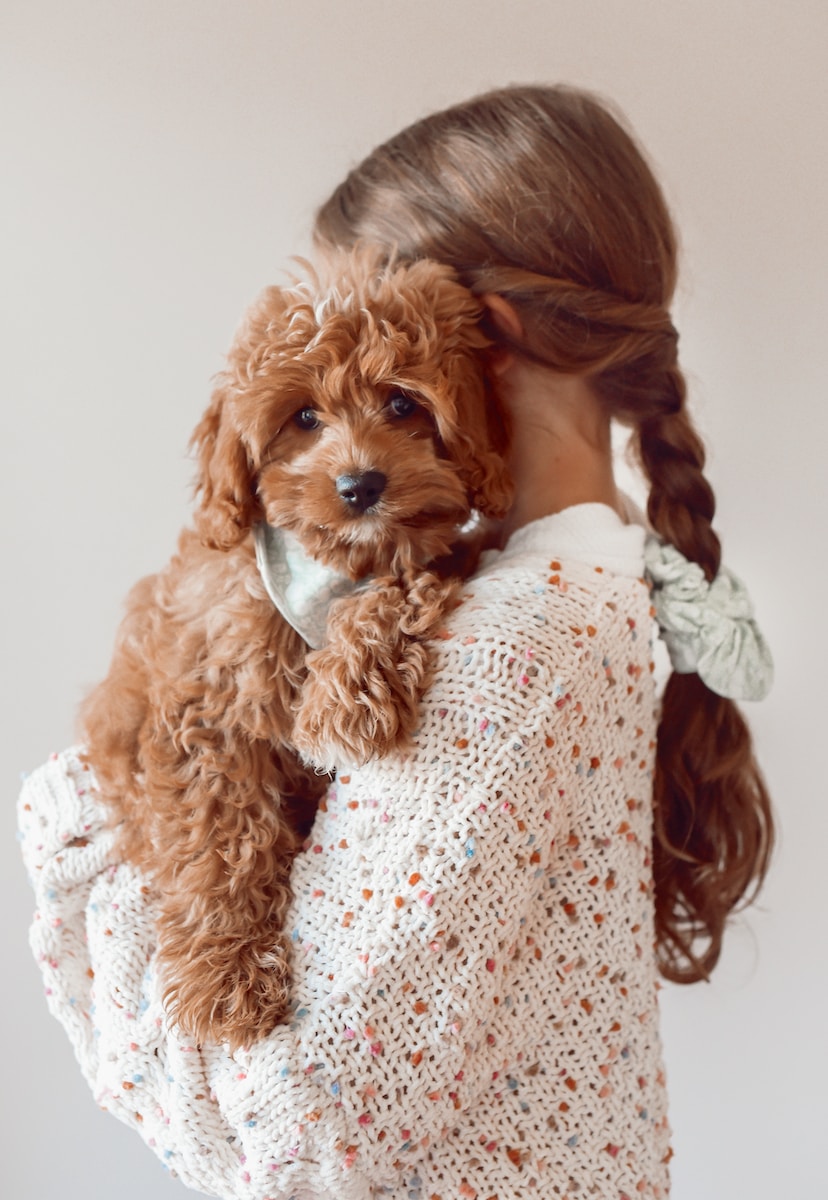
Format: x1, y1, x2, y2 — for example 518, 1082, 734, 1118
495, 358, 621, 544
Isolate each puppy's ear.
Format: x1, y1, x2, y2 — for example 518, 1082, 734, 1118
443, 359, 514, 521
414, 263, 514, 520
190, 384, 259, 550
191, 287, 289, 550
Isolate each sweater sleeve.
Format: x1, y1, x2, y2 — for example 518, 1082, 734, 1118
19, 564, 615, 1200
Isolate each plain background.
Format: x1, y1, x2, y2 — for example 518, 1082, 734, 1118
3, 1, 826, 1196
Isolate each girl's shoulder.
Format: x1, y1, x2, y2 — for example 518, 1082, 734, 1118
446, 503, 650, 648
422, 510, 654, 734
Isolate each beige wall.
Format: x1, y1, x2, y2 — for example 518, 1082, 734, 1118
3, 2, 825, 1196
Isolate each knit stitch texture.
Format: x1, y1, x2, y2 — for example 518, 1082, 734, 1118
18, 503, 671, 1200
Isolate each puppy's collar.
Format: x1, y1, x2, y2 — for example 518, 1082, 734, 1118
253, 524, 366, 649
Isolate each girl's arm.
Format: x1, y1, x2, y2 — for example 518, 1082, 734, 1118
19, 572, 587, 1200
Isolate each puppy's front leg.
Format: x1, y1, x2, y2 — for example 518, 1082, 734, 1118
292, 572, 459, 769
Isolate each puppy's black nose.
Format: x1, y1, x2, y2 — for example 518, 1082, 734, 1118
336, 470, 387, 513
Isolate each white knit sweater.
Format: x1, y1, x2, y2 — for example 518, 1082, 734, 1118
18, 503, 671, 1200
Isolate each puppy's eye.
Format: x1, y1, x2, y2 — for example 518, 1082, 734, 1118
387, 391, 420, 419
293, 406, 321, 431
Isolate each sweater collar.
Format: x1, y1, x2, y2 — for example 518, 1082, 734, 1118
483, 500, 647, 579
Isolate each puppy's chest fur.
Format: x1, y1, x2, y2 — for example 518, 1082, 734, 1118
137, 529, 309, 743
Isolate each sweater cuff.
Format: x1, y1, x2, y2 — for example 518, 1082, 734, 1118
18, 748, 115, 911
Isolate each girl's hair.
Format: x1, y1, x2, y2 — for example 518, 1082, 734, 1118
314, 83, 773, 982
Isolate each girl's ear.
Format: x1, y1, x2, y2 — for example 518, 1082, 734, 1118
480, 292, 523, 376
190, 382, 259, 551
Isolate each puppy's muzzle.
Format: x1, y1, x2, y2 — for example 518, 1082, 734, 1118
336, 470, 387, 514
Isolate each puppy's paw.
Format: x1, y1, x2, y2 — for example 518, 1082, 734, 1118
162, 933, 293, 1051
293, 574, 457, 768
292, 644, 428, 768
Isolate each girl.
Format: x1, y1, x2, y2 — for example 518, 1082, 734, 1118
19, 84, 773, 1199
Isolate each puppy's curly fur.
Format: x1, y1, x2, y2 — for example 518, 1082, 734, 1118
81, 251, 512, 1050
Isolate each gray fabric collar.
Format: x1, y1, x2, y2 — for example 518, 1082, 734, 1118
253, 524, 366, 649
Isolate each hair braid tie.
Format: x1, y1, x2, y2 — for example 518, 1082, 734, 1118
645, 538, 774, 701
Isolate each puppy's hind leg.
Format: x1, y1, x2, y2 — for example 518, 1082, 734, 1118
147, 738, 319, 1051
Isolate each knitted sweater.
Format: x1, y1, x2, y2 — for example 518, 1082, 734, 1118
18, 503, 671, 1200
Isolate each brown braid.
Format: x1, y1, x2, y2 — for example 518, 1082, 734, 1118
313, 82, 774, 982
599, 353, 773, 980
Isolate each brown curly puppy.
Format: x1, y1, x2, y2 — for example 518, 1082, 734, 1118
80, 251, 512, 1050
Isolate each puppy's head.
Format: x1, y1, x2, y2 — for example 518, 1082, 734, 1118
192, 250, 512, 577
